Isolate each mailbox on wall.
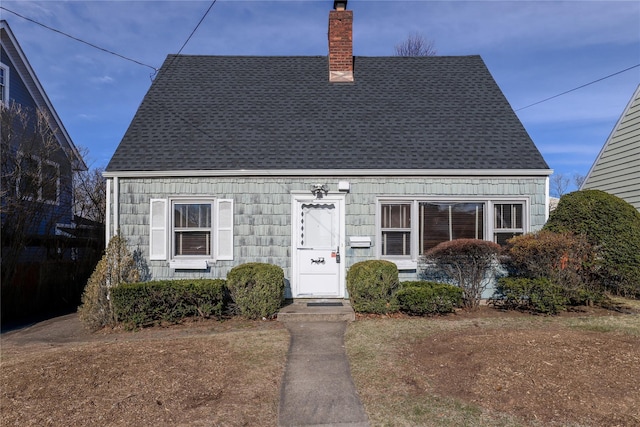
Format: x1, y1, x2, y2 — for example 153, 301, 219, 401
349, 236, 372, 248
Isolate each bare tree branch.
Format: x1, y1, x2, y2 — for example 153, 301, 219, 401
395, 32, 437, 57
1, 101, 68, 285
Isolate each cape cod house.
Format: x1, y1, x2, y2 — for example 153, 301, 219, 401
104, 2, 551, 299
581, 84, 640, 211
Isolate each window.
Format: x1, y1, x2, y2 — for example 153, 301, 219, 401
149, 198, 234, 263
0, 63, 8, 104
17, 154, 59, 203
174, 203, 212, 256
493, 203, 524, 245
378, 199, 526, 262
381, 203, 411, 256
420, 202, 484, 251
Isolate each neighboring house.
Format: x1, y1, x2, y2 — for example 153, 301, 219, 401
104, 2, 551, 299
1, 20, 87, 319
581, 84, 640, 211
1, 19, 86, 243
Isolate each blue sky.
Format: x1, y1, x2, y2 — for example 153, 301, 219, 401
2, 0, 639, 192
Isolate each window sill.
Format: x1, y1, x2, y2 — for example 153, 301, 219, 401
386, 259, 418, 271
169, 259, 210, 270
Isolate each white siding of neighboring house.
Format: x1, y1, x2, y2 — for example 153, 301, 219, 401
582, 85, 640, 211
107, 175, 548, 291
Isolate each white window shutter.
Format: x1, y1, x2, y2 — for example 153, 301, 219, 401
216, 199, 234, 260
149, 199, 167, 260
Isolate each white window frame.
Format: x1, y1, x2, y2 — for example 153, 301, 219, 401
172, 199, 215, 259
0, 62, 8, 105
149, 197, 234, 268
490, 201, 527, 245
377, 197, 529, 268
16, 152, 60, 205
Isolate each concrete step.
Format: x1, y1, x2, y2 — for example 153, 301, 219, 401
277, 299, 355, 322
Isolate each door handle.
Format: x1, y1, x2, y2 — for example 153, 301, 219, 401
311, 257, 325, 265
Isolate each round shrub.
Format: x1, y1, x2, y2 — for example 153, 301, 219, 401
544, 190, 640, 296
396, 281, 462, 315
346, 260, 399, 313
226, 263, 285, 319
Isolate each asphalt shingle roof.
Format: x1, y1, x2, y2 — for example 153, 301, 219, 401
106, 55, 549, 172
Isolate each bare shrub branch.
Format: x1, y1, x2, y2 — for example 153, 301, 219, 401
423, 239, 501, 309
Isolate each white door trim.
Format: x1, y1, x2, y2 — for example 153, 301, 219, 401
290, 192, 346, 298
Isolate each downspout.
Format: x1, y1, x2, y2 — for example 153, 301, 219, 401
545, 175, 550, 222
105, 178, 111, 247
113, 176, 119, 236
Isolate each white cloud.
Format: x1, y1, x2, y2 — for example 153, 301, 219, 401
90, 75, 115, 84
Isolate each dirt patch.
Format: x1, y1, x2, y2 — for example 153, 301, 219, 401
410, 322, 640, 426
1, 315, 288, 427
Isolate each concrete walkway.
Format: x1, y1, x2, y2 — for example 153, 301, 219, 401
278, 321, 369, 427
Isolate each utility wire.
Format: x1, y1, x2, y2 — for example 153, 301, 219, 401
516, 63, 640, 111
176, 0, 217, 56
0, 6, 158, 73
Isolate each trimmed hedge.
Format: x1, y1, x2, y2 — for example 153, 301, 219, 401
346, 260, 399, 313
396, 281, 462, 315
226, 263, 285, 319
544, 189, 640, 297
491, 277, 568, 315
111, 279, 226, 328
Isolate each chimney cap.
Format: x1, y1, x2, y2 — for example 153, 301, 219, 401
333, 0, 347, 11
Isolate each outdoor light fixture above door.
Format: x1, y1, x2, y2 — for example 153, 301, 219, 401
311, 184, 329, 198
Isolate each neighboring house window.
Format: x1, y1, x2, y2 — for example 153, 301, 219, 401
378, 199, 526, 260
0, 63, 8, 104
493, 203, 524, 245
149, 198, 234, 263
17, 154, 60, 204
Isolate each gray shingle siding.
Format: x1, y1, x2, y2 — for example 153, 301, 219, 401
116, 176, 548, 284
106, 55, 548, 172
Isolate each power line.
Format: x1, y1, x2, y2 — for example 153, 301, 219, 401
0, 6, 158, 73
176, 0, 217, 56
516, 63, 640, 111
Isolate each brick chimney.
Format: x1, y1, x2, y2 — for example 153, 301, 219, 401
328, 0, 353, 82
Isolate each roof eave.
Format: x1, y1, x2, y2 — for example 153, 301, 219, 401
103, 168, 553, 179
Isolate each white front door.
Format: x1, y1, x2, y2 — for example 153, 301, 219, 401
292, 195, 345, 298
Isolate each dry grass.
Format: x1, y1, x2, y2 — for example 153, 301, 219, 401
3, 299, 640, 427
1, 319, 288, 427
345, 305, 640, 427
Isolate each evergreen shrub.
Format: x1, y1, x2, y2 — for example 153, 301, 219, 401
111, 279, 227, 328
226, 263, 285, 319
492, 277, 568, 315
544, 190, 640, 297
346, 260, 399, 313
78, 235, 140, 331
396, 281, 462, 315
